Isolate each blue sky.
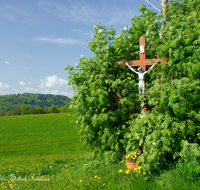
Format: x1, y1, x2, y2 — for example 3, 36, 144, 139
0, 0, 161, 97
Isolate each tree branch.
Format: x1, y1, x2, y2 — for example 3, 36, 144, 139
157, 0, 162, 5
146, 0, 162, 12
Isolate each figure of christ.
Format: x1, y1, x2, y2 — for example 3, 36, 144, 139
126, 60, 159, 118
125, 60, 160, 94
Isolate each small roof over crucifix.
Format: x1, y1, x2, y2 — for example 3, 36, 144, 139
115, 36, 167, 71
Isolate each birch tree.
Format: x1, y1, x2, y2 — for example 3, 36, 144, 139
146, 0, 172, 26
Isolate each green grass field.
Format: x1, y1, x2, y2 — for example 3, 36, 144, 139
0, 113, 200, 190
0, 113, 91, 189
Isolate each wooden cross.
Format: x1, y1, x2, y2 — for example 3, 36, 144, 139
115, 36, 167, 115
115, 36, 167, 71
115, 36, 167, 153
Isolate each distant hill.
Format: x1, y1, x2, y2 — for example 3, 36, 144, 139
0, 93, 71, 112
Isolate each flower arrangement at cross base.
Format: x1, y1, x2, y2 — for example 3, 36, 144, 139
123, 151, 141, 170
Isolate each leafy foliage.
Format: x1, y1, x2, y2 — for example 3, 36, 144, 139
48, 105, 59, 113
65, 0, 200, 175
66, 23, 142, 162
127, 78, 200, 174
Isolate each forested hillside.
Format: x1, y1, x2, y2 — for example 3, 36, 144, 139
0, 93, 70, 112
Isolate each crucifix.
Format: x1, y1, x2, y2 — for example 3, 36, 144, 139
115, 36, 167, 118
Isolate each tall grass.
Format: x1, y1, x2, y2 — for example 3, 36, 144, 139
0, 113, 199, 189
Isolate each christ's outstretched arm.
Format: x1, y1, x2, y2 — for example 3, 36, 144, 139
125, 63, 139, 75
144, 60, 160, 75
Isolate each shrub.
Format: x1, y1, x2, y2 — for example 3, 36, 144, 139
65, 0, 200, 175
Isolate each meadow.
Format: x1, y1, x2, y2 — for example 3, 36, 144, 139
0, 113, 200, 189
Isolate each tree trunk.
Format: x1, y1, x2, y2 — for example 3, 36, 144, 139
146, 0, 172, 27
162, 0, 171, 26
162, 0, 167, 27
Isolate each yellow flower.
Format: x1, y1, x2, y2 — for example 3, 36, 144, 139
103, 183, 105, 186
80, 180, 82, 182
138, 166, 142, 169
98, 177, 100, 179
94, 175, 97, 178
125, 170, 130, 174
134, 167, 138, 171
133, 155, 137, 159
119, 169, 123, 173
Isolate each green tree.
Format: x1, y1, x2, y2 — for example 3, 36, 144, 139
21, 104, 28, 115
59, 105, 69, 113
9, 105, 21, 116
36, 106, 43, 114
0, 93, 70, 112
0, 111, 5, 117
65, 14, 151, 161
48, 105, 58, 113
26, 105, 37, 114
65, 0, 200, 175
125, 0, 200, 174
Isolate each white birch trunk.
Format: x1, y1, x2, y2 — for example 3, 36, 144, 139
146, 0, 172, 27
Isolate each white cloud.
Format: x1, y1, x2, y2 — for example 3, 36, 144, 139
42, 90, 72, 98
73, 29, 93, 38
42, 89, 60, 95
39, 75, 68, 89
19, 81, 26, 86
0, 82, 10, 90
0, 3, 37, 24
36, 37, 85, 45
37, 0, 46, 7
37, 1, 135, 25
4, 61, 10, 65
24, 87, 38, 92
39, 80, 45, 89
28, 81, 33, 84
60, 91, 73, 98
46, 75, 68, 88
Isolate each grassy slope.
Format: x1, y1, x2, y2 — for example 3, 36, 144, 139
0, 113, 200, 190
0, 113, 78, 146
0, 113, 90, 171
0, 113, 93, 189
